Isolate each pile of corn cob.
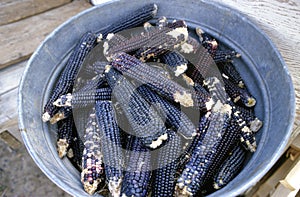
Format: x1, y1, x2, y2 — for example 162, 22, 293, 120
42, 4, 263, 196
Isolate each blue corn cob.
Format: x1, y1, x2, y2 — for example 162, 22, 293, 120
101, 4, 158, 38
42, 32, 98, 122
223, 76, 256, 107
78, 74, 106, 92
120, 137, 152, 197
175, 107, 232, 196
53, 87, 112, 108
81, 111, 105, 195
196, 27, 218, 56
151, 131, 182, 197
110, 53, 212, 110
49, 106, 72, 124
56, 114, 74, 158
235, 105, 263, 133
175, 77, 236, 196
136, 85, 197, 139
105, 66, 169, 149
160, 51, 189, 77
104, 21, 189, 61
95, 100, 124, 197
217, 62, 245, 88
213, 144, 246, 190
67, 125, 84, 171
213, 50, 241, 63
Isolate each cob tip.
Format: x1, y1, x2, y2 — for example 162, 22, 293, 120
250, 118, 263, 133
57, 139, 69, 158
108, 178, 122, 197
174, 64, 188, 76
42, 112, 51, 122
152, 4, 158, 16
83, 180, 101, 195
245, 97, 256, 107
49, 112, 65, 124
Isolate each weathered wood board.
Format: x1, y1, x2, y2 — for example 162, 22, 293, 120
0, 0, 91, 69
0, 0, 72, 26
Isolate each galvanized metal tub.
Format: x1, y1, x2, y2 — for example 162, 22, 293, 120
18, 0, 295, 196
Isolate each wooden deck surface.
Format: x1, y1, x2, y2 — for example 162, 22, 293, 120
0, 0, 299, 195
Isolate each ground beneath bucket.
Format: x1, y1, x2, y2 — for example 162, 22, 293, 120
0, 140, 71, 196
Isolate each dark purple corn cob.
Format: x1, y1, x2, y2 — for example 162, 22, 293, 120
53, 87, 112, 108
175, 107, 231, 196
196, 27, 218, 56
213, 144, 246, 190
213, 50, 241, 63
121, 137, 152, 197
56, 114, 74, 158
101, 3, 158, 38
104, 21, 189, 60
42, 32, 98, 122
223, 76, 256, 107
235, 105, 263, 133
136, 85, 197, 139
217, 62, 245, 88
76, 74, 107, 93
152, 131, 182, 197
81, 111, 105, 195
67, 126, 84, 171
175, 77, 235, 196
95, 100, 124, 197
110, 53, 212, 110
177, 112, 212, 172
160, 51, 189, 77
104, 66, 169, 149
49, 106, 72, 124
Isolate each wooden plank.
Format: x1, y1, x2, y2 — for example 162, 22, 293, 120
271, 158, 300, 197
0, 61, 26, 95
0, 88, 18, 129
0, 130, 21, 150
212, 0, 300, 140
291, 133, 300, 152
0, 0, 72, 26
0, 0, 91, 69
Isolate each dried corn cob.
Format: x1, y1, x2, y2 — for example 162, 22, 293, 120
104, 20, 189, 60
136, 85, 197, 139
235, 105, 263, 132
49, 107, 72, 124
213, 50, 241, 63
196, 27, 218, 56
105, 66, 169, 149
81, 111, 105, 195
42, 32, 98, 122
95, 100, 124, 197
160, 51, 189, 77
121, 137, 152, 197
223, 76, 256, 107
152, 131, 182, 197
217, 62, 245, 88
213, 144, 246, 190
53, 87, 112, 108
78, 74, 106, 92
56, 115, 74, 158
110, 53, 212, 110
67, 127, 84, 171
101, 3, 158, 38
175, 106, 232, 196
